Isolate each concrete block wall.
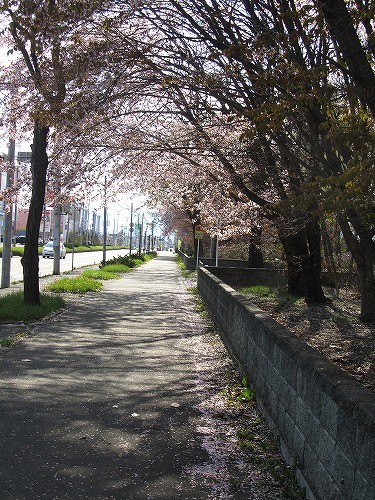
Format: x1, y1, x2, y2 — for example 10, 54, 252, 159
198, 267, 375, 500
207, 266, 288, 288
176, 251, 250, 270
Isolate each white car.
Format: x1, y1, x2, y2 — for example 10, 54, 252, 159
42, 241, 67, 259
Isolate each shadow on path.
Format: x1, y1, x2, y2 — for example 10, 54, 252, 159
0, 255, 212, 499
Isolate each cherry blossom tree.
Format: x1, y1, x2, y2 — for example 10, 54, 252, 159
0, 0, 137, 304
124, 0, 374, 316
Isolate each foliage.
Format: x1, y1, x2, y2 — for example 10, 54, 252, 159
223, 369, 305, 499
237, 376, 256, 403
187, 286, 209, 316
236, 427, 304, 499
239, 285, 301, 308
99, 252, 156, 269
0, 336, 16, 347
0, 291, 65, 321
1, 0, 374, 317
46, 276, 103, 293
0, 246, 24, 257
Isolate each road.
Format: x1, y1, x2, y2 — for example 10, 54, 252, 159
2, 249, 128, 283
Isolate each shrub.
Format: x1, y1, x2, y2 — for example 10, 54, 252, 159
100, 254, 139, 269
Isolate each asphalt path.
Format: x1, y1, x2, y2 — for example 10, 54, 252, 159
1, 249, 128, 283
0, 254, 213, 499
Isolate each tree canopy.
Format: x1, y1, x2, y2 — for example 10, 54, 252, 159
0, 0, 374, 320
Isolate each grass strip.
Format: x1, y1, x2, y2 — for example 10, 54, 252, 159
46, 276, 103, 293
81, 269, 121, 280
0, 291, 65, 321
101, 264, 130, 273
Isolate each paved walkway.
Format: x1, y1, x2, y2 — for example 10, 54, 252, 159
0, 255, 214, 499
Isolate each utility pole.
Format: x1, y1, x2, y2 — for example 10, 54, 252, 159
1, 138, 15, 288
138, 213, 144, 254
103, 176, 107, 265
53, 205, 61, 275
129, 201, 133, 255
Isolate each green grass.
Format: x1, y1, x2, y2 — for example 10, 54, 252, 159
239, 284, 300, 307
0, 246, 25, 257
81, 269, 121, 280
188, 286, 209, 316
0, 336, 16, 346
0, 291, 65, 321
46, 276, 103, 293
65, 245, 127, 253
100, 252, 157, 270
176, 255, 197, 278
101, 264, 130, 273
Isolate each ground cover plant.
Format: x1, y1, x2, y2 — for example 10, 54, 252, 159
81, 269, 121, 280
176, 255, 196, 278
46, 276, 103, 293
0, 291, 65, 321
100, 252, 157, 270
0, 247, 25, 258
101, 264, 130, 273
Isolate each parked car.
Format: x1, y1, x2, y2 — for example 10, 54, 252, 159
16, 235, 26, 245
42, 241, 67, 259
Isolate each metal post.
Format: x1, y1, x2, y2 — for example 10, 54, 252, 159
151, 220, 155, 251
129, 201, 133, 255
1, 138, 15, 288
103, 177, 107, 265
71, 206, 76, 271
215, 218, 220, 267
86, 205, 90, 246
196, 239, 200, 270
139, 213, 144, 254
53, 205, 61, 275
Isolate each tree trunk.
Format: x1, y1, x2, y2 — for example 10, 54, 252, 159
248, 242, 264, 268
339, 214, 375, 322
317, 0, 375, 117
280, 217, 327, 303
357, 258, 375, 323
21, 122, 49, 306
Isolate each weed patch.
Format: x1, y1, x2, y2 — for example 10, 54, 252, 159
100, 252, 156, 270
188, 286, 209, 316
0, 291, 65, 321
101, 264, 130, 273
46, 276, 103, 293
0, 337, 16, 346
240, 285, 299, 303
82, 269, 120, 280
176, 255, 197, 278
